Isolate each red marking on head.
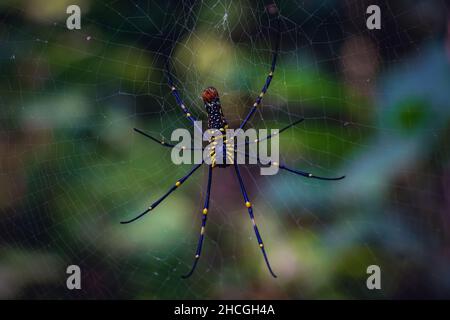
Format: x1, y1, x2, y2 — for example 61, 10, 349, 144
202, 87, 219, 103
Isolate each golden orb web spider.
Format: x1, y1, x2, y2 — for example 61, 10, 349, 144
121, 6, 345, 278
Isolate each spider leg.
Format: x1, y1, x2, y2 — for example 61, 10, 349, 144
245, 118, 304, 146
233, 162, 277, 278
238, 151, 345, 181
279, 164, 346, 181
134, 128, 175, 148
165, 64, 202, 133
120, 163, 203, 224
239, 15, 280, 130
182, 165, 213, 279
134, 128, 204, 151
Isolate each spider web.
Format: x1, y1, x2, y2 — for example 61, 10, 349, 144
1, 0, 450, 299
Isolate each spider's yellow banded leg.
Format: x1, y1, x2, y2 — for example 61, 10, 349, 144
120, 163, 203, 224
133, 128, 175, 148
239, 15, 281, 130
279, 165, 346, 181
240, 151, 346, 182
244, 118, 305, 147
133, 128, 204, 151
182, 165, 213, 279
165, 65, 201, 132
233, 161, 277, 278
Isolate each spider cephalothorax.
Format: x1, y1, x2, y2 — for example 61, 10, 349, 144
202, 87, 228, 130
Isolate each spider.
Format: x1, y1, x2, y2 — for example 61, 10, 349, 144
121, 9, 345, 278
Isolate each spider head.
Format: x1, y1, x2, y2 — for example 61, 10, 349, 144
202, 87, 219, 103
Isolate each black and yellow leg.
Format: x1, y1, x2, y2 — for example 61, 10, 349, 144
133, 127, 203, 151
233, 161, 277, 278
166, 65, 199, 128
279, 164, 346, 181
238, 15, 280, 130
182, 165, 213, 278
238, 151, 346, 182
245, 118, 305, 146
120, 163, 203, 224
